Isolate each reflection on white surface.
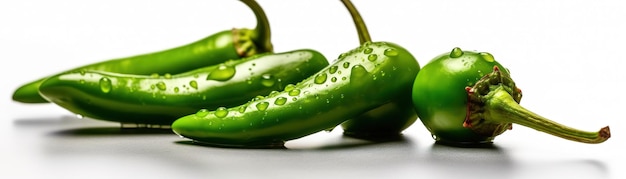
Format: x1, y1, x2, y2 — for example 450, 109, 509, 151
3, 116, 616, 179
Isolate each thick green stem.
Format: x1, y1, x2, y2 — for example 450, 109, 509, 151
240, 0, 273, 52
340, 0, 372, 44
484, 87, 610, 144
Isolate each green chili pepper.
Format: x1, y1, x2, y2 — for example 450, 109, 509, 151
12, 0, 272, 104
171, 0, 420, 148
38, 50, 328, 126
411, 47, 611, 145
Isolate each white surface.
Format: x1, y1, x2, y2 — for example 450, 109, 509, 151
1, 1, 624, 179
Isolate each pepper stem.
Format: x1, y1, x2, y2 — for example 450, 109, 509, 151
485, 87, 610, 144
466, 66, 610, 144
240, 0, 273, 52
340, 0, 372, 44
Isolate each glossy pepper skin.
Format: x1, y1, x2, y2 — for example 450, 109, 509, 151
412, 47, 610, 145
171, 0, 420, 148
12, 0, 272, 103
39, 50, 328, 125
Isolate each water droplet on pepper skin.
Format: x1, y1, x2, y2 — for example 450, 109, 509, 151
314, 73, 328, 84
289, 89, 301, 96
274, 97, 287, 105
156, 82, 167, 91
368, 54, 378, 61
350, 65, 369, 80
195, 109, 209, 117
363, 47, 374, 54
256, 102, 269, 111
383, 48, 398, 57
480, 52, 495, 62
329, 66, 338, 74
343, 62, 350, 69
238, 106, 247, 113
189, 80, 198, 89
261, 74, 275, 87
450, 47, 464, 58
214, 107, 229, 118
207, 64, 236, 81
99, 77, 112, 93
284, 84, 296, 92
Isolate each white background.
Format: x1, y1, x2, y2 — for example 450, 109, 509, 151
1, 0, 624, 179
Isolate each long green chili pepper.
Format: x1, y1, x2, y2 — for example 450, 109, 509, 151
411, 47, 610, 145
12, 0, 272, 104
171, 0, 420, 148
38, 50, 328, 126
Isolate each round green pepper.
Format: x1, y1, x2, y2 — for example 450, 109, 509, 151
38, 50, 328, 126
12, 0, 272, 103
171, 0, 420, 148
412, 47, 610, 145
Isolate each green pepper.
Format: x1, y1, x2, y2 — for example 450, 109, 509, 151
38, 50, 328, 126
411, 47, 611, 145
12, 0, 272, 104
171, 0, 420, 148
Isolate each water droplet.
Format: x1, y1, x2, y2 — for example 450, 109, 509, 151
431, 134, 440, 140
383, 48, 398, 57
363, 47, 374, 54
238, 106, 247, 113
76, 114, 84, 119
350, 65, 369, 80
150, 73, 159, 78
340, 94, 345, 99
450, 47, 464, 58
284, 84, 296, 92
79, 70, 86, 76
368, 54, 378, 61
261, 74, 275, 87
79, 79, 86, 84
274, 97, 287, 105
195, 109, 209, 117
156, 82, 167, 91
214, 107, 228, 118
173, 87, 180, 93
252, 95, 265, 101
314, 73, 328, 84
480, 52, 495, 62
289, 89, 301, 96
256, 102, 269, 111
341, 77, 347, 81
292, 97, 298, 101
164, 73, 172, 79
329, 66, 338, 74
189, 80, 198, 89
343, 62, 350, 69
269, 91, 280, 97
331, 77, 337, 82
99, 77, 112, 93
338, 53, 348, 59
207, 64, 236, 81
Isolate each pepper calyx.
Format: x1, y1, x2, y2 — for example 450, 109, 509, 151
465, 66, 610, 144
464, 66, 521, 138
232, 28, 262, 57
